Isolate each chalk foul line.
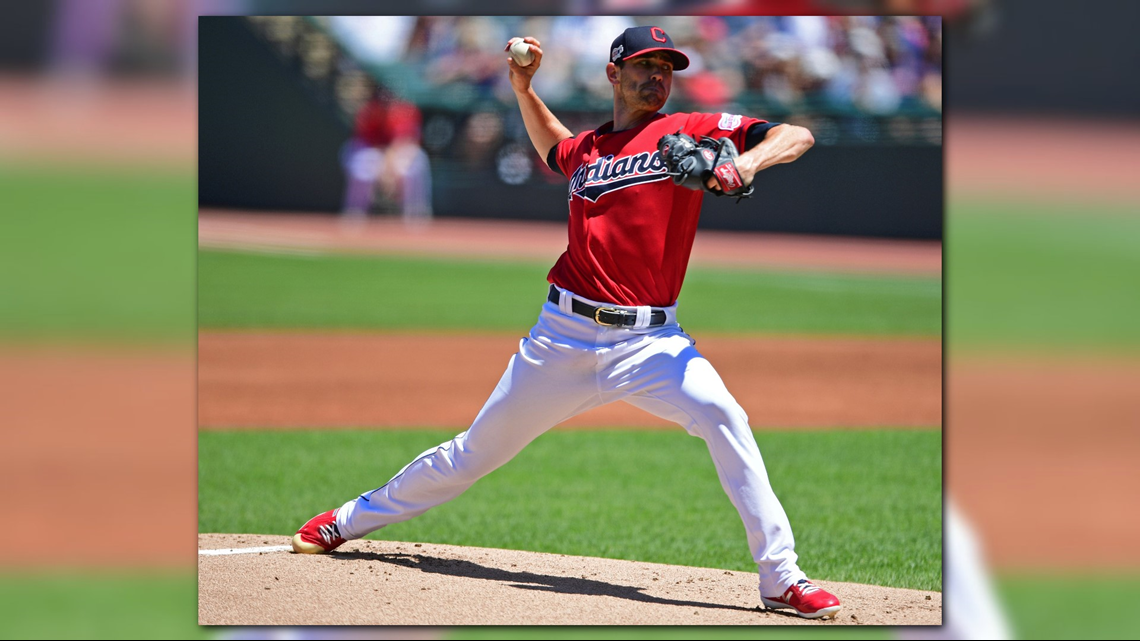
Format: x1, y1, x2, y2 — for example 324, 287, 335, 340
199, 545, 293, 556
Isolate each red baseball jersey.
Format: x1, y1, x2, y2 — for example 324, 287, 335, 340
547, 111, 766, 307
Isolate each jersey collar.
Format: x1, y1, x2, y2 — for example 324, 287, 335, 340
596, 112, 666, 136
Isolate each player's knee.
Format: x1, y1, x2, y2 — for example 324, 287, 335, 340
441, 440, 515, 485
693, 397, 749, 432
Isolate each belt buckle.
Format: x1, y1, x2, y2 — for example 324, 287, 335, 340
594, 307, 620, 326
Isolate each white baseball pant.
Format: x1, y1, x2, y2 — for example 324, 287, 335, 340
336, 285, 808, 595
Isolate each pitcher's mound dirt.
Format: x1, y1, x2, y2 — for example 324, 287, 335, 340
199, 534, 940, 626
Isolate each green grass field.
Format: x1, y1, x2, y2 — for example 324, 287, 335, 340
197, 250, 942, 336
0, 572, 206, 640
997, 574, 1140, 640
0, 163, 196, 342
199, 429, 942, 591
947, 199, 1140, 351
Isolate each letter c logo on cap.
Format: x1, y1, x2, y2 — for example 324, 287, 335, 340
651, 27, 667, 43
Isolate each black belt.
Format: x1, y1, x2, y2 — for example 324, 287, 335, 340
548, 285, 668, 327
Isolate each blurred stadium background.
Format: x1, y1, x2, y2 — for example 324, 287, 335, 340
199, 14, 943, 238
1, 0, 1138, 639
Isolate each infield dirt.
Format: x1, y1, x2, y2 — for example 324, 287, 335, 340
198, 331, 942, 429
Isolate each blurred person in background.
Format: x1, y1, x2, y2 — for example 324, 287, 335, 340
426, 16, 508, 102
341, 85, 432, 225
672, 16, 742, 111
549, 15, 638, 102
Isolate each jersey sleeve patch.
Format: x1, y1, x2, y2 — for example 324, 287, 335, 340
717, 113, 743, 131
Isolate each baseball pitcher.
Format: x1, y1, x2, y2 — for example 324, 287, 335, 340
293, 26, 839, 619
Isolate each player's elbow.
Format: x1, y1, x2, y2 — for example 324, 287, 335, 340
798, 126, 815, 151
787, 126, 814, 162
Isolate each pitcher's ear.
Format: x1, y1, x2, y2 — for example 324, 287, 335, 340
606, 62, 620, 86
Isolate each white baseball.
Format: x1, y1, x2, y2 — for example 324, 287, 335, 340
509, 39, 535, 67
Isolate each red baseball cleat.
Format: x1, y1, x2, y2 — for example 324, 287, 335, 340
761, 579, 842, 619
291, 509, 346, 554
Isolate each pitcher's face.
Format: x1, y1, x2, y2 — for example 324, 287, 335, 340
614, 52, 673, 112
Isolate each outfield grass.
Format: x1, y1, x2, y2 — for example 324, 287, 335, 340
197, 250, 942, 336
998, 574, 1140, 640
0, 164, 196, 342
199, 428, 942, 591
0, 571, 205, 640
947, 200, 1140, 351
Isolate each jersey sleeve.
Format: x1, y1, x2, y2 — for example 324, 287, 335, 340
684, 112, 774, 152
548, 135, 581, 177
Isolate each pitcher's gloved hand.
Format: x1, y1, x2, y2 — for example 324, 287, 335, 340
657, 132, 754, 202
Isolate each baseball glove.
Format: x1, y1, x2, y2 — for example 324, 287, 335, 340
657, 132, 754, 202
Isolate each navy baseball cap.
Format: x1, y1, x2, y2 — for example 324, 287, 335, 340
609, 26, 690, 70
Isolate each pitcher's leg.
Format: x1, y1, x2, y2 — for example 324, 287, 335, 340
337, 337, 600, 540
618, 337, 806, 596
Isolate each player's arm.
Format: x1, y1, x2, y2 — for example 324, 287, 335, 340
706, 123, 815, 191
505, 37, 573, 160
